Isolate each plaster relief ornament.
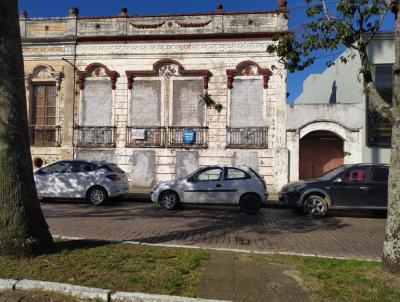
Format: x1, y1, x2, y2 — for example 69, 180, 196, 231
240, 64, 258, 76
159, 64, 178, 78
90, 67, 107, 78
35, 66, 52, 78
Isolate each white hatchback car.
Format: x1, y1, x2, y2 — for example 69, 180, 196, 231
34, 160, 128, 205
151, 166, 268, 214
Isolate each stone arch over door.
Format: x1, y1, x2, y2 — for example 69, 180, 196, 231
287, 120, 362, 182
299, 130, 344, 180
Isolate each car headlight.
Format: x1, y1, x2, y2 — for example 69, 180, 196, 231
286, 184, 306, 193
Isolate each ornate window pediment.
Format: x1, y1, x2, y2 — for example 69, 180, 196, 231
226, 61, 270, 89
125, 59, 211, 90
77, 63, 119, 90
28, 64, 62, 89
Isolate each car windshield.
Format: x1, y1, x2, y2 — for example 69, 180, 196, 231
315, 165, 348, 181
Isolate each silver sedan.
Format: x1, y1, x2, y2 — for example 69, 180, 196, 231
151, 166, 268, 214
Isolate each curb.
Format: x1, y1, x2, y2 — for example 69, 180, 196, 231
112, 291, 230, 302
16, 279, 110, 301
54, 235, 381, 262
0, 279, 17, 291
0, 278, 230, 302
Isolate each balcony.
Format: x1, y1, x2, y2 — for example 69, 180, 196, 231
167, 127, 208, 148
29, 125, 61, 147
126, 126, 165, 148
227, 127, 268, 148
75, 126, 116, 148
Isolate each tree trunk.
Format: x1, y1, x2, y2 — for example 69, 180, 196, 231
382, 8, 400, 273
0, 0, 53, 256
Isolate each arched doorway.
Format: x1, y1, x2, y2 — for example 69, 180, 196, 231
299, 130, 344, 180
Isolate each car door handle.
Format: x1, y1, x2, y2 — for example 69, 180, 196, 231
216, 184, 221, 187
360, 186, 369, 190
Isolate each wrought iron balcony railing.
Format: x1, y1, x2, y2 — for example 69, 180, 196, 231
167, 127, 208, 148
29, 125, 61, 147
226, 127, 268, 148
75, 126, 116, 148
126, 126, 166, 148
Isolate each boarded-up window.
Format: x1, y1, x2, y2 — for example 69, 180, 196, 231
172, 79, 204, 126
81, 79, 112, 126
230, 79, 264, 127
131, 80, 161, 126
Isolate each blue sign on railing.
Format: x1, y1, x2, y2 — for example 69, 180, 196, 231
182, 128, 196, 145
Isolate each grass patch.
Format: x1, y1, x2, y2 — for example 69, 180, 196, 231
0, 240, 209, 298
1, 240, 399, 301
271, 255, 400, 302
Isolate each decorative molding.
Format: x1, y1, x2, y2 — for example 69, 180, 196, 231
23, 47, 65, 56
77, 63, 119, 90
76, 31, 288, 43
175, 20, 212, 28
130, 21, 165, 29
126, 59, 211, 90
226, 60, 270, 89
76, 41, 271, 55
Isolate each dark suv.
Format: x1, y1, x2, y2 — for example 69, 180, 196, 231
279, 164, 389, 217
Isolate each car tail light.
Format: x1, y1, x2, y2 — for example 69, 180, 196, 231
106, 174, 121, 181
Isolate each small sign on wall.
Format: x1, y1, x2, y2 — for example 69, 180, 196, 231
182, 128, 196, 145
131, 129, 146, 140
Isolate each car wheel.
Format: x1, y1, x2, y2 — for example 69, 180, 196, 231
303, 195, 328, 218
159, 191, 179, 210
240, 194, 261, 215
87, 187, 108, 206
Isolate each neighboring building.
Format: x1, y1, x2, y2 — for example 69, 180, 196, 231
21, 3, 289, 193
286, 32, 393, 182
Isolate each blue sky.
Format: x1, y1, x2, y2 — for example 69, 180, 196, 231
18, 0, 395, 103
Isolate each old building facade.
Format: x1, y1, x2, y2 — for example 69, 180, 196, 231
21, 4, 289, 193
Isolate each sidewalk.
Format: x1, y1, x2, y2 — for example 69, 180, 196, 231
198, 251, 309, 302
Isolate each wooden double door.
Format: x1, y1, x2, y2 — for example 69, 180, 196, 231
299, 131, 344, 180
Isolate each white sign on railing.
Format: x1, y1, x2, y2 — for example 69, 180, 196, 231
131, 129, 146, 140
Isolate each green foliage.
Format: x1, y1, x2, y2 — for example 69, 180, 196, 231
199, 92, 223, 112
267, 0, 388, 73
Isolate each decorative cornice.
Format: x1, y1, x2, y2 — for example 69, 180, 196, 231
76, 31, 289, 43
76, 41, 272, 55
126, 59, 211, 90
226, 60, 270, 89
175, 20, 212, 28
77, 62, 119, 90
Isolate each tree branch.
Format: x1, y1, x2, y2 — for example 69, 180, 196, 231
365, 82, 394, 121
364, 7, 390, 45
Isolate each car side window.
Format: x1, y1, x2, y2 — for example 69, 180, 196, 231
342, 167, 367, 184
371, 167, 389, 183
41, 162, 72, 174
225, 168, 250, 180
193, 168, 222, 182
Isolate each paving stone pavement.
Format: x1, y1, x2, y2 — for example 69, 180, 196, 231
41, 199, 386, 260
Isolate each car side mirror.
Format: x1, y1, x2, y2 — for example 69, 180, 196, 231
187, 177, 194, 182
333, 177, 343, 183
